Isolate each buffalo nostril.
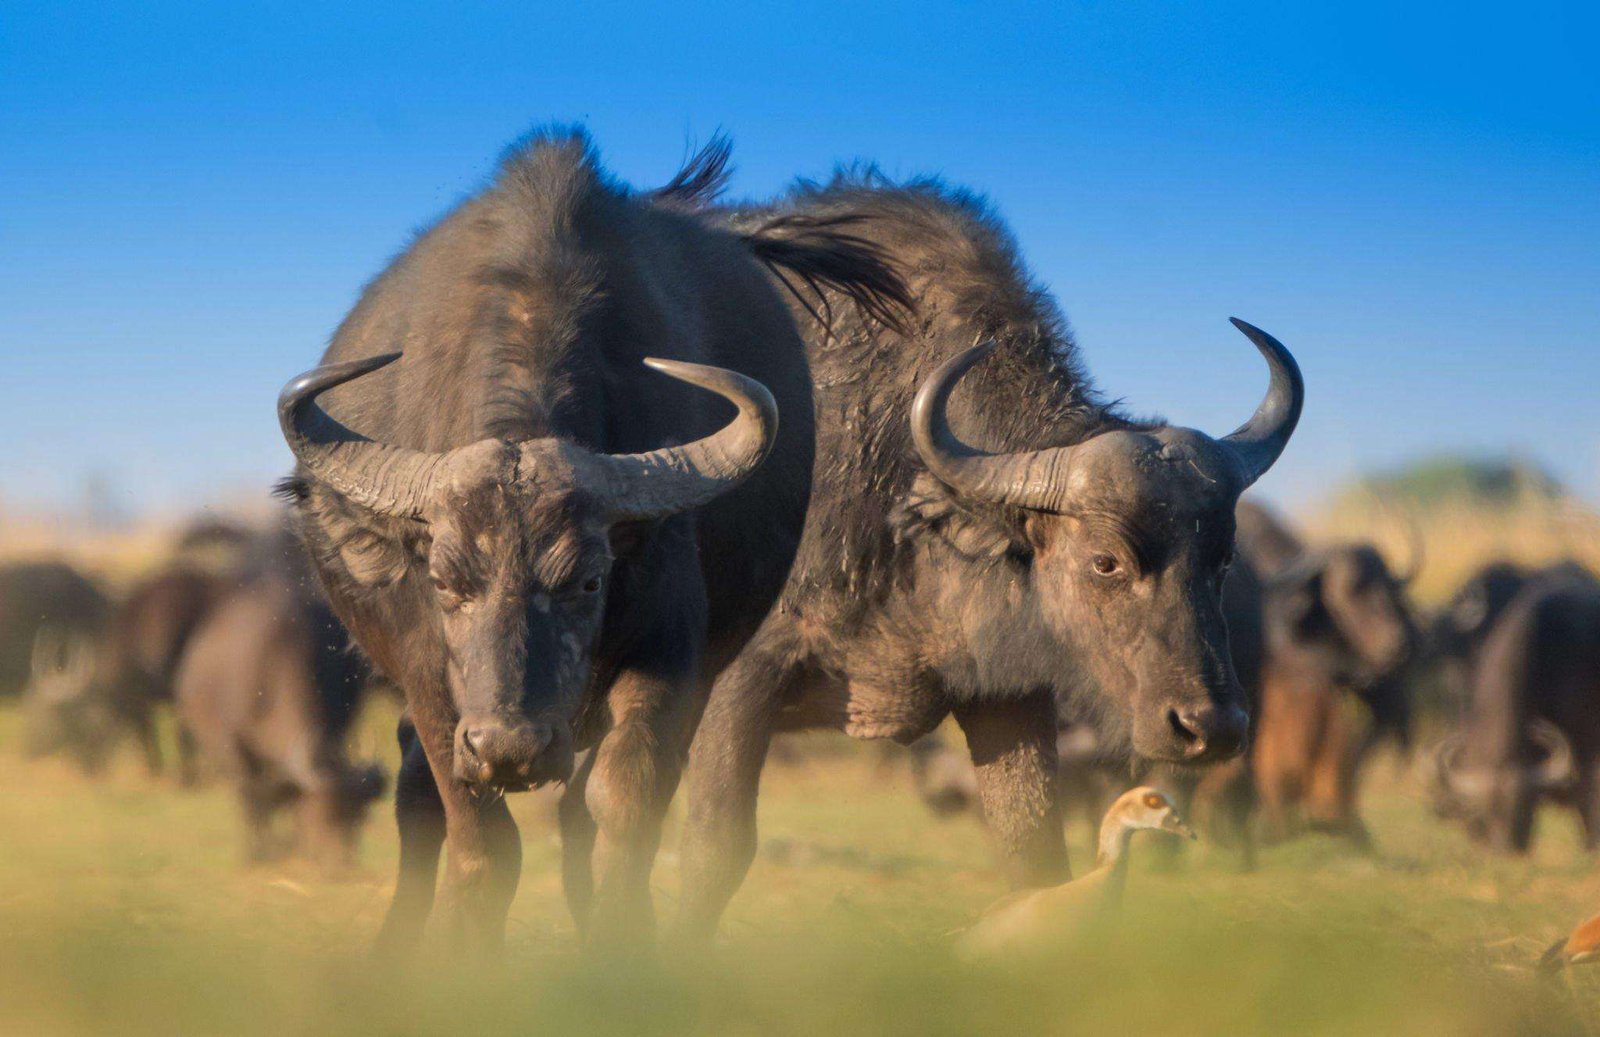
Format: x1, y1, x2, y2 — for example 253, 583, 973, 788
1168, 708, 1201, 745
478, 762, 494, 784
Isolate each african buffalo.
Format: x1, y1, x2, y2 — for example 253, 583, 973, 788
0, 561, 110, 696
1428, 560, 1576, 707
276, 131, 908, 950
24, 565, 223, 779
175, 558, 380, 866
1189, 501, 1420, 854
673, 176, 1304, 939
1244, 503, 1421, 838
1432, 564, 1600, 852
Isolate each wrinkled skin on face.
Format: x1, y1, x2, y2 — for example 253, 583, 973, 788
413, 440, 614, 790
1020, 427, 1249, 763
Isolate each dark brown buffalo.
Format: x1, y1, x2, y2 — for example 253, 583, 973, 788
673, 176, 1304, 939
276, 131, 908, 951
1194, 501, 1420, 852
0, 561, 110, 697
25, 566, 224, 779
1430, 560, 1555, 707
175, 566, 379, 866
1433, 565, 1600, 852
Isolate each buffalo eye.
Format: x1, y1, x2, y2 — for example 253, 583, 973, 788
581, 575, 603, 595
429, 574, 465, 607
1091, 553, 1121, 577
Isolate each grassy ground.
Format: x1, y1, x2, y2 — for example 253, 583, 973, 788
2, 702, 1599, 1036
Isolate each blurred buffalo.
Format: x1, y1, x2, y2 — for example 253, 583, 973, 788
0, 561, 110, 696
1431, 564, 1600, 852
175, 543, 381, 868
24, 566, 224, 779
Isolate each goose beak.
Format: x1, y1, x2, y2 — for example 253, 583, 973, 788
1164, 815, 1198, 840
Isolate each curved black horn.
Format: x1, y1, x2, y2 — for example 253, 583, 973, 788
585, 358, 779, 523
1222, 318, 1305, 488
910, 341, 1078, 512
278, 353, 446, 518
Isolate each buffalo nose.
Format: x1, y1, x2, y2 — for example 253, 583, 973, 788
454, 717, 553, 789
1167, 702, 1249, 762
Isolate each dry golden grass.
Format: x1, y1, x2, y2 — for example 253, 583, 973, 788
2, 705, 1599, 1036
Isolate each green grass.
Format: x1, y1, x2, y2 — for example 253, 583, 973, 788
1, 705, 1597, 1036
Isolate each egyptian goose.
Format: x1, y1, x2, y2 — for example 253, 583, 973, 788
957, 786, 1195, 959
1539, 910, 1600, 972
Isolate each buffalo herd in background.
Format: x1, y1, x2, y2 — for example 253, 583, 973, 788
4, 128, 1599, 956
4, 521, 384, 867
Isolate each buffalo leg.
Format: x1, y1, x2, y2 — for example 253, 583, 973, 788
132, 708, 163, 778
374, 723, 446, 952
673, 640, 794, 943
175, 724, 200, 787
437, 783, 522, 955
373, 708, 521, 956
558, 749, 600, 932
583, 660, 703, 949
1577, 762, 1600, 852
239, 770, 280, 862
954, 691, 1070, 888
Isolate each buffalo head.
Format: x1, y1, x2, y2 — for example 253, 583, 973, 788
1269, 541, 1421, 682
912, 319, 1303, 763
280, 354, 777, 791
1431, 719, 1575, 850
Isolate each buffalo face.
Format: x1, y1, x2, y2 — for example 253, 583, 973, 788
1023, 428, 1250, 761
912, 319, 1303, 765
280, 354, 778, 792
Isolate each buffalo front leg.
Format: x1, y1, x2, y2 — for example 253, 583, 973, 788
954, 691, 1071, 889
581, 667, 698, 950
373, 717, 446, 957
557, 749, 599, 931
374, 709, 522, 956
672, 644, 795, 944
1576, 761, 1600, 852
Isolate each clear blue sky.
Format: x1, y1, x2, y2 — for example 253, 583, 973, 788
2, 1, 1596, 517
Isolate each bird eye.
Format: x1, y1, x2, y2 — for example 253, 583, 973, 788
1143, 793, 1165, 809
1091, 554, 1121, 577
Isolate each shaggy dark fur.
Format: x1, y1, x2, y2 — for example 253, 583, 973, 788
675, 173, 1296, 940
281, 129, 911, 955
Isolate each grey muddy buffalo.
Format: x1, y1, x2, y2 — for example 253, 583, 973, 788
672, 176, 1305, 939
276, 131, 909, 951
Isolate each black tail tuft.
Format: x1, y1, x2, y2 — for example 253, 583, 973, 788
650, 133, 735, 211
742, 212, 915, 336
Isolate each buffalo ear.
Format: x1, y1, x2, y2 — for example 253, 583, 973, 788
895, 472, 1029, 562
301, 485, 412, 589
1275, 568, 1327, 644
